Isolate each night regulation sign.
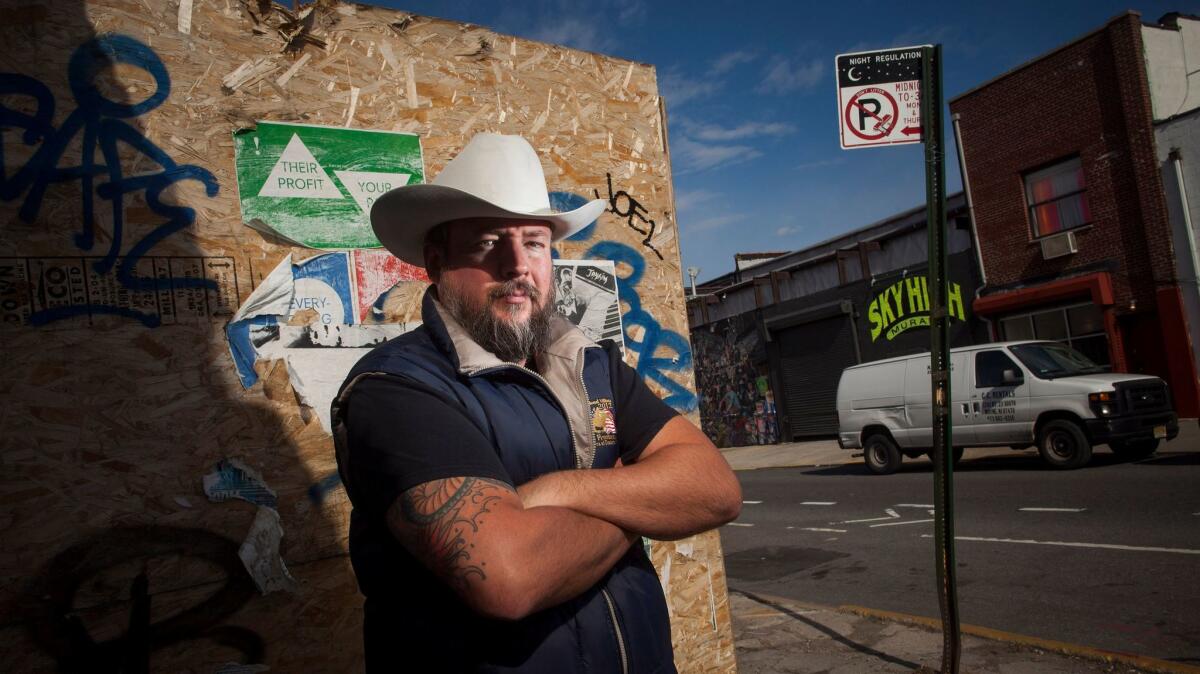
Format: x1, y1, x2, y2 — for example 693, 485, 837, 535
836, 46, 926, 149
234, 122, 424, 249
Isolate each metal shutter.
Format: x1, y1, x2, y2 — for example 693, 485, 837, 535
777, 315, 858, 437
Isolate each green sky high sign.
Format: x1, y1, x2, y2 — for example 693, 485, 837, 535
234, 122, 424, 249
867, 275, 966, 341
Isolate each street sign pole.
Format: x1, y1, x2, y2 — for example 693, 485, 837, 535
922, 43, 961, 673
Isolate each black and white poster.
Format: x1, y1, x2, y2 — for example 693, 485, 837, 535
553, 259, 624, 349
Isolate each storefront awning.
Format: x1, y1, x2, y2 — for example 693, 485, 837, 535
972, 272, 1114, 315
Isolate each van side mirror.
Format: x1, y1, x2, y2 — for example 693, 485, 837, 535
1002, 369, 1023, 385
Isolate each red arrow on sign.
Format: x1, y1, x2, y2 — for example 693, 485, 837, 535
901, 126, 922, 136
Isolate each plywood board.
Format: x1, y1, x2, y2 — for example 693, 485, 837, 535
0, 1, 733, 670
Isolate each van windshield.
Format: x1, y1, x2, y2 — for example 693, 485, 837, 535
1009, 342, 1108, 379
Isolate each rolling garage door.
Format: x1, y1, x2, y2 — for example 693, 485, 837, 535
776, 314, 858, 437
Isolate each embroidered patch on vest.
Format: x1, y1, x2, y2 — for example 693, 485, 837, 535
590, 398, 617, 447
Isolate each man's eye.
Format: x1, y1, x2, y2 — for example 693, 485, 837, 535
476, 239, 497, 249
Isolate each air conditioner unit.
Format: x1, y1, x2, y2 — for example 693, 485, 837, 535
1040, 230, 1079, 260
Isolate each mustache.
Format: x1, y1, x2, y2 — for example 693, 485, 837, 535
488, 279, 543, 302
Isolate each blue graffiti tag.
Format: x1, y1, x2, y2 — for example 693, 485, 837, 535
1, 34, 219, 327
584, 241, 697, 412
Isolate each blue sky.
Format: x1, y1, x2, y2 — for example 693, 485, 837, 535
373, 1, 1184, 283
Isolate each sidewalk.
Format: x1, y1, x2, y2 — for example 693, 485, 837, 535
719, 426, 1200, 673
730, 589, 1195, 673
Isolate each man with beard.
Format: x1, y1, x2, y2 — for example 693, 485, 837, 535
332, 133, 741, 673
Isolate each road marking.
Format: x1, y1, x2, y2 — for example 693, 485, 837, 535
1019, 507, 1086, 513
801, 501, 837, 506
871, 518, 934, 528
742, 500, 763, 504
895, 504, 934, 508
839, 515, 895, 524
885, 508, 899, 518
921, 534, 1200, 555
726, 522, 754, 527
800, 527, 847, 533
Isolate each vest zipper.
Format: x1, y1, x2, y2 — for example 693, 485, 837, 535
601, 588, 630, 674
576, 347, 592, 469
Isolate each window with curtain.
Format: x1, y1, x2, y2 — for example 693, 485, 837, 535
1024, 157, 1092, 238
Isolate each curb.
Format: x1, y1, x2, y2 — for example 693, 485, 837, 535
732, 590, 1199, 674
841, 604, 1200, 674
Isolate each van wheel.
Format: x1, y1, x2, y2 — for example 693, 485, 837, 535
1109, 439, 1159, 460
1037, 420, 1092, 469
864, 434, 902, 475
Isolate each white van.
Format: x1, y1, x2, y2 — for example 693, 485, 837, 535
836, 341, 1179, 474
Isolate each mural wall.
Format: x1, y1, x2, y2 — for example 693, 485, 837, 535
692, 313, 778, 448
0, 2, 734, 671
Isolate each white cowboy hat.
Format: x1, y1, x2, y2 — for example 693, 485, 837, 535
371, 133, 606, 266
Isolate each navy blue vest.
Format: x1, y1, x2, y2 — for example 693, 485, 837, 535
332, 289, 675, 673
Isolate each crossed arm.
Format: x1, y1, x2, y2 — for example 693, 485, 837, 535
387, 475, 637, 620
518, 415, 743, 540
385, 415, 741, 620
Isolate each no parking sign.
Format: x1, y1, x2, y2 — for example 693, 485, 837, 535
836, 46, 926, 149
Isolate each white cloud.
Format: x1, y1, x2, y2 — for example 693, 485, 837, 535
660, 69, 720, 107
756, 57, 824, 94
794, 157, 846, 170
675, 188, 721, 211
686, 213, 745, 233
530, 17, 607, 52
776, 225, 802, 237
672, 136, 761, 173
711, 50, 757, 75
614, 0, 646, 23
689, 121, 795, 142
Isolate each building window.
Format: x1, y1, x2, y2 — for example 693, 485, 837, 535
998, 302, 1108, 365
1024, 157, 1091, 238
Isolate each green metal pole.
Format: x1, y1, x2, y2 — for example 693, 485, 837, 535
922, 43, 960, 673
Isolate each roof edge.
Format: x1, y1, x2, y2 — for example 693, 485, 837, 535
949, 10, 1141, 105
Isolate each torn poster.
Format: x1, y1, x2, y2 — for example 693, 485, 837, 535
203, 458, 278, 508
225, 250, 426, 433
239, 506, 298, 594
233, 121, 424, 249
553, 260, 624, 348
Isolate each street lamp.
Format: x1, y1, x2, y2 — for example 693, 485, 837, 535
686, 266, 700, 298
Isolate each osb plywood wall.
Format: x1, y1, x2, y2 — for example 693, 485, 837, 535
0, 1, 736, 672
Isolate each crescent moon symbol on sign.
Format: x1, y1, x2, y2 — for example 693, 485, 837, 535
847, 67, 862, 82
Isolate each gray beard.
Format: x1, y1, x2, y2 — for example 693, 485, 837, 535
439, 278, 555, 365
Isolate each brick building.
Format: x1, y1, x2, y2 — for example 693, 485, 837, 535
950, 11, 1200, 416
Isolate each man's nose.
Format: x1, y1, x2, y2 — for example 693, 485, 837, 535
498, 238, 530, 278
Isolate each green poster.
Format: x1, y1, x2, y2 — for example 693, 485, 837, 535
233, 122, 424, 249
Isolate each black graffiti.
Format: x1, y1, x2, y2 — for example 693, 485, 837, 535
594, 173, 664, 260
22, 526, 263, 672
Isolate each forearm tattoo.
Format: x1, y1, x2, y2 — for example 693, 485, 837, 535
390, 477, 513, 591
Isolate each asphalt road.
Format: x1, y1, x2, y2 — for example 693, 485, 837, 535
720, 449, 1200, 665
